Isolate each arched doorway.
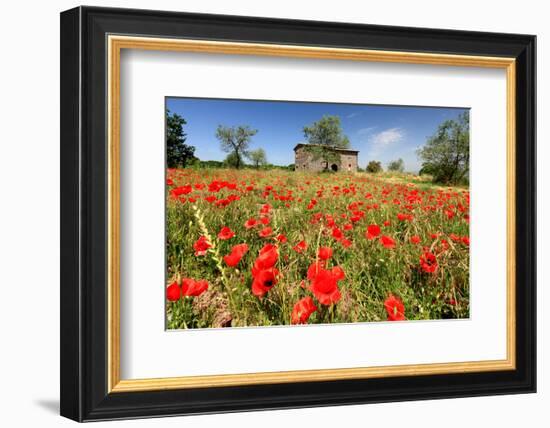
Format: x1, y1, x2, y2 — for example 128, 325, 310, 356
331, 164, 338, 172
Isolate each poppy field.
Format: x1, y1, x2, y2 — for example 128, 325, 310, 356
166, 168, 470, 329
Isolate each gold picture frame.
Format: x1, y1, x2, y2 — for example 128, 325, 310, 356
107, 35, 516, 393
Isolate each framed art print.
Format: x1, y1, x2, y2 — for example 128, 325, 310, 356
60, 6, 536, 422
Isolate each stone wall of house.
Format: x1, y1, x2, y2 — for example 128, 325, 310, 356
295, 147, 327, 172
340, 153, 358, 173
294, 147, 358, 173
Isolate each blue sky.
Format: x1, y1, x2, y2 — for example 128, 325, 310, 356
166, 97, 468, 173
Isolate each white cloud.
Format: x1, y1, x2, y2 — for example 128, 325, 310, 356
361, 127, 406, 163
356, 126, 377, 136
368, 127, 404, 148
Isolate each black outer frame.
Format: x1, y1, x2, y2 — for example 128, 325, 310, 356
60, 6, 536, 422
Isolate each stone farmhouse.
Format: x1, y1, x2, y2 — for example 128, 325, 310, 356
293, 143, 359, 173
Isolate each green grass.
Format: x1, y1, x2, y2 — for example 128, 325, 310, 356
165, 168, 470, 328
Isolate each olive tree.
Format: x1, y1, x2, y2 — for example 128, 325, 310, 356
248, 148, 267, 169
366, 160, 383, 173
387, 158, 405, 172
302, 115, 350, 166
216, 125, 258, 169
417, 112, 470, 184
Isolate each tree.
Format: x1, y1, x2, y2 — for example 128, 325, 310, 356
166, 110, 196, 168
216, 125, 258, 169
302, 115, 350, 167
247, 148, 267, 169
366, 160, 383, 173
387, 158, 405, 172
199, 160, 224, 169
223, 151, 244, 169
418, 164, 436, 176
417, 112, 470, 184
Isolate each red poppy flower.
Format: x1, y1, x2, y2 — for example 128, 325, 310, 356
293, 240, 308, 253
223, 243, 249, 267
276, 234, 287, 243
251, 267, 279, 297
310, 267, 343, 305
260, 216, 270, 225
462, 236, 470, 246
318, 246, 333, 260
244, 218, 258, 229
260, 203, 272, 214
217, 226, 235, 240
166, 178, 174, 186
340, 238, 352, 248
214, 198, 229, 207
193, 236, 211, 256
252, 244, 278, 273
410, 235, 421, 244
449, 233, 461, 242
383, 220, 391, 226
259, 227, 273, 238
182, 278, 209, 297
291, 296, 318, 324
397, 213, 412, 221
384, 294, 405, 321
170, 185, 193, 198
420, 251, 438, 273
331, 266, 345, 281
331, 227, 343, 241
307, 261, 325, 280
365, 224, 381, 240
380, 235, 396, 249
166, 281, 181, 301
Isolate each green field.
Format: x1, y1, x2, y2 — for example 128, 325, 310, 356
165, 168, 470, 329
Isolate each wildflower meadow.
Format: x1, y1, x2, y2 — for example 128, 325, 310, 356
165, 169, 470, 329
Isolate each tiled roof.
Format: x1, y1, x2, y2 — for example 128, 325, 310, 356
293, 143, 359, 153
